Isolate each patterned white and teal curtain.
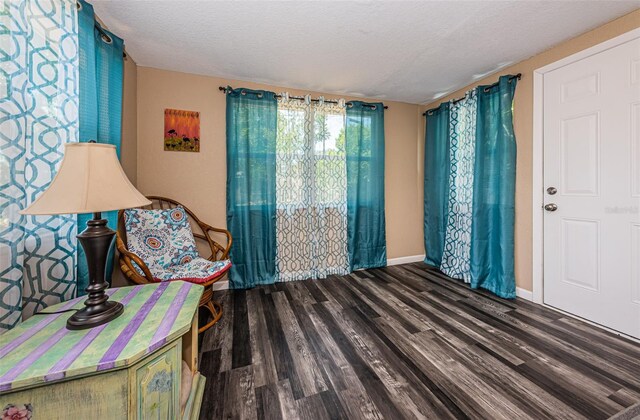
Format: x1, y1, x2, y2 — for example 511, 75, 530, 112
0, 0, 79, 331
275, 95, 350, 282
441, 91, 477, 282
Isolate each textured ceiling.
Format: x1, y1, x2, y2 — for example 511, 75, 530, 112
92, 1, 638, 104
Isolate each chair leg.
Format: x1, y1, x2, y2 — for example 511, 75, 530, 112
199, 299, 223, 333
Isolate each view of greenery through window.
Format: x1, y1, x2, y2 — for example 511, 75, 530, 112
276, 103, 347, 207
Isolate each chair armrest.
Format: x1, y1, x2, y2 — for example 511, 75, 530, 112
115, 235, 156, 283
201, 223, 232, 260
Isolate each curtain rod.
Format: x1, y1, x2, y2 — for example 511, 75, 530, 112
218, 86, 388, 110
422, 73, 521, 116
95, 21, 127, 59
77, 1, 127, 59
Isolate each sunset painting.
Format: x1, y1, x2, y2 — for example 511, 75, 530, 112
164, 109, 200, 152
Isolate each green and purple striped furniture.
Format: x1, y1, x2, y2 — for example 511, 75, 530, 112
0, 282, 205, 419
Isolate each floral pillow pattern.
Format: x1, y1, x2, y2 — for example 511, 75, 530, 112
124, 207, 199, 275
152, 257, 232, 284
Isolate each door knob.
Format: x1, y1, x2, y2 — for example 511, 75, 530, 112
544, 203, 558, 212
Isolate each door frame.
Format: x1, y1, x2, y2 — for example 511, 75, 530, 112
532, 28, 640, 305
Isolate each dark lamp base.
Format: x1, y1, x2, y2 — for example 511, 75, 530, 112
67, 300, 124, 330
69, 213, 124, 330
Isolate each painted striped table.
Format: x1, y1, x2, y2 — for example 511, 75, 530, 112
0, 282, 204, 419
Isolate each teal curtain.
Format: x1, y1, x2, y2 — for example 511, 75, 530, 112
226, 88, 278, 289
470, 75, 518, 298
423, 103, 450, 267
77, 0, 124, 295
345, 102, 387, 270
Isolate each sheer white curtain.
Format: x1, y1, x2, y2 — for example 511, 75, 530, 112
275, 95, 350, 281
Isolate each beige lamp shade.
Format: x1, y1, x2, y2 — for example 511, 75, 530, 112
21, 143, 151, 215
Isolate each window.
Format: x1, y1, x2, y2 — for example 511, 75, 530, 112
274, 99, 350, 281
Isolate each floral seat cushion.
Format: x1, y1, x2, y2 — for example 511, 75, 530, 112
124, 206, 231, 283
124, 206, 199, 270
152, 257, 232, 283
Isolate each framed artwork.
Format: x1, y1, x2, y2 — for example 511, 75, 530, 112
164, 109, 200, 152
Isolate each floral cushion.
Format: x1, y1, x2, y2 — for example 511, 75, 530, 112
152, 257, 232, 283
124, 206, 231, 283
124, 206, 199, 272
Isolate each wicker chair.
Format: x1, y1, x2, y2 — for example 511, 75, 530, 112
116, 196, 232, 333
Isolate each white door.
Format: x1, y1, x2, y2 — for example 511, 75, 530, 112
543, 36, 640, 339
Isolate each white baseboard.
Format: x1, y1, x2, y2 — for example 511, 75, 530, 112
387, 255, 425, 266
212, 279, 229, 291
516, 287, 533, 301
212, 255, 425, 290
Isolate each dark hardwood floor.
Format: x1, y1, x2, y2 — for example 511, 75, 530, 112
198, 262, 640, 420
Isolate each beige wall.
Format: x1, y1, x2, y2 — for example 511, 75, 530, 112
113, 54, 137, 288
421, 10, 640, 292
136, 68, 424, 260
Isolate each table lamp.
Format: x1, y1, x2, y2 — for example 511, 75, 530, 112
21, 142, 151, 329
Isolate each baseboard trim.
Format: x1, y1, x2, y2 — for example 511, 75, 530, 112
212, 279, 229, 291
212, 255, 426, 291
516, 287, 533, 301
387, 255, 425, 266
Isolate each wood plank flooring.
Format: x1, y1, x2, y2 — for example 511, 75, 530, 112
198, 262, 640, 420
